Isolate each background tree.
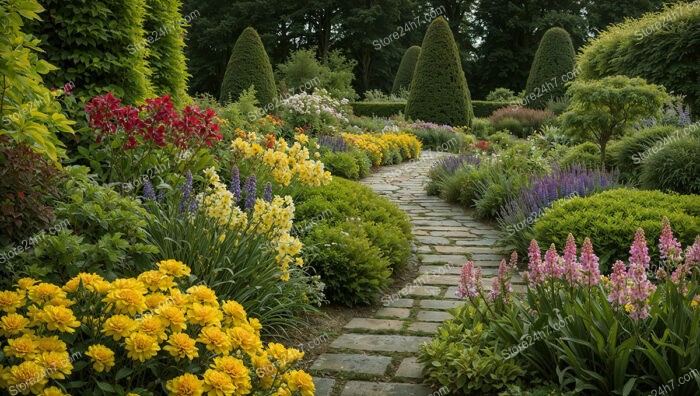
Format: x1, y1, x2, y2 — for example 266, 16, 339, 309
392, 46, 421, 94
524, 27, 576, 109
220, 27, 277, 106
562, 76, 669, 165
406, 17, 472, 126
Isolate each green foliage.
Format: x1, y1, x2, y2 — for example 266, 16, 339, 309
419, 304, 527, 394
351, 149, 372, 178
409, 128, 464, 152
276, 48, 358, 100
524, 27, 576, 109
362, 89, 408, 102
578, 1, 700, 112
30, 0, 152, 105
470, 118, 495, 139
533, 189, 700, 271
304, 221, 391, 306
486, 88, 519, 103
0, 0, 74, 162
493, 117, 524, 136
220, 27, 277, 106
14, 167, 158, 286
472, 101, 511, 118
607, 125, 679, 182
406, 17, 472, 127
320, 151, 360, 180
144, 0, 189, 103
640, 132, 700, 194
562, 75, 669, 165
350, 102, 406, 118
559, 142, 601, 169
489, 107, 555, 138
392, 45, 421, 94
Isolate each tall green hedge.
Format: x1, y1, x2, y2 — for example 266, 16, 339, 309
392, 46, 421, 94
144, 0, 189, 103
405, 17, 472, 127
220, 27, 277, 106
578, 2, 700, 112
524, 27, 576, 109
30, 0, 152, 104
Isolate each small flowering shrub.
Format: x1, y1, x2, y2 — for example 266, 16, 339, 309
396, 120, 466, 152
421, 220, 700, 394
0, 261, 315, 395
340, 132, 421, 166
82, 93, 222, 185
488, 106, 555, 138
278, 89, 350, 136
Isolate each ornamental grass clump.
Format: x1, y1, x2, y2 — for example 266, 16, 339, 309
0, 260, 315, 395
423, 219, 700, 394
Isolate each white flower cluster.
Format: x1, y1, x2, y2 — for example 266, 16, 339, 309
280, 89, 350, 124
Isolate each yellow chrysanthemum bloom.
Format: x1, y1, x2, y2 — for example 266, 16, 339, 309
158, 305, 187, 332
124, 332, 160, 362
228, 326, 262, 356
40, 386, 70, 396
211, 356, 251, 394
144, 293, 168, 310
187, 303, 223, 327
109, 278, 148, 295
187, 285, 219, 306
35, 336, 68, 353
164, 332, 199, 360
5, 361, 48, 394
166, 373, 204, 396
0, 290, 26, 313
138, 271, 176, 292
85, 344, 115, 373
102, 315, 137, 341
157, 260, 191, 278
103, 288, 148, 316
35, 351, 73, 379
284, 370, 315, 396
39, 305, 80, 333
28, 283, 67, 305
202, 369, 236, 396
138, 315, 167, 342
221, 300, 247, 326
0, 313, 30, 336
4, 334, 37, 359
198, 326, 232, 355
62, 273, 108, 293
16, 278, 38, 290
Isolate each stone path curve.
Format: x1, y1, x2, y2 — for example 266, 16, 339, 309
310, 151, 523, 396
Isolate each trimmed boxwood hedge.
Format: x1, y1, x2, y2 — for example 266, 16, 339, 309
220, 27, 277, 106
392, 46, 421, 94
524, 27, 576, 109
352, 100, 508, 119
533, 189, 700, 272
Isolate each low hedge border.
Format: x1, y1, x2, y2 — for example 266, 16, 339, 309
351, 101, 510, 119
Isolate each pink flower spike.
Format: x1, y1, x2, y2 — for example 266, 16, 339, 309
544, 243, 564, 280
607, 260, 628, 309
563, 234, 583, 286
457, 261, 482, 299
527, 240, 544, 287
580, 237, 601, 287
659, 217, 683, 262
629, 228, 651, 269
685, 236, 700, 268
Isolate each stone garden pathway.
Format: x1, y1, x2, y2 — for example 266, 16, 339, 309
310, 152, 523, 396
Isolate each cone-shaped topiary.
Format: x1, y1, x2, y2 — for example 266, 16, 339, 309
392, 46, 421, 94
144, 0, 189, 104
405, 18, 472, 127
220, 27, 277, 105
524, 27, 576, 109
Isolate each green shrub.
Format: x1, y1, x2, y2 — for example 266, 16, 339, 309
489, 106, 555, 137
321, 151, 360, 180
559, 142, 601, 169
487, 131, 515, 149
30, 0, 152, 105
277, 48, 358, 101
640, 133, 700, 194
363, 221, 411, 272
493, 117, 524, 136
472, 100, 510, 118
607, 126, 678, 182
533, 189, 700, 272
351, 149, 372, 178
470, 118, 494, 139
486, 88, 519, 103
304, 221, 391, 306
13, 167, 158, 286
578, 2, 700, 112
144, 0, 189, 102
524, 27, 576, 109
351, 102, 406, 117
220, 27, 277, 106
409, 127, 464, 152
406, 17, 472, 126
392, 45, 421, 94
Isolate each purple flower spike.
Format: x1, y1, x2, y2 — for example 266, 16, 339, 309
244, 174, 257, 210
264, 182, 273, 202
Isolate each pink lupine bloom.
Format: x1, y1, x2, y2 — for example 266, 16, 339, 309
509, 251, 518, 269
543, 243, 564, 280
659, 217, 683, 262
629, 228, 651, 269
488, 259, 514, 301
487, 276, 501, 300
580, 237, 601, 287
670, 263, 691, 295
607, 260, 629, 309
457, 261, 482, 299
563, 234, 583, 285
685, 236, 700, 268
627, 259, 656, 321
527, 240, 545, 286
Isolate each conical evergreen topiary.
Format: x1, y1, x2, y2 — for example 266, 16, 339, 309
405, 18, 472, 126
392, 46, 421, 94
220, 27, 277, 105
524, 27, 576, 109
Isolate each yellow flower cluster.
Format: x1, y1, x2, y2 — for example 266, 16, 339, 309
199, 169, 304, 281
231, 134, 331, 187
341, 132, 422, 166
0, 260, 314, 396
